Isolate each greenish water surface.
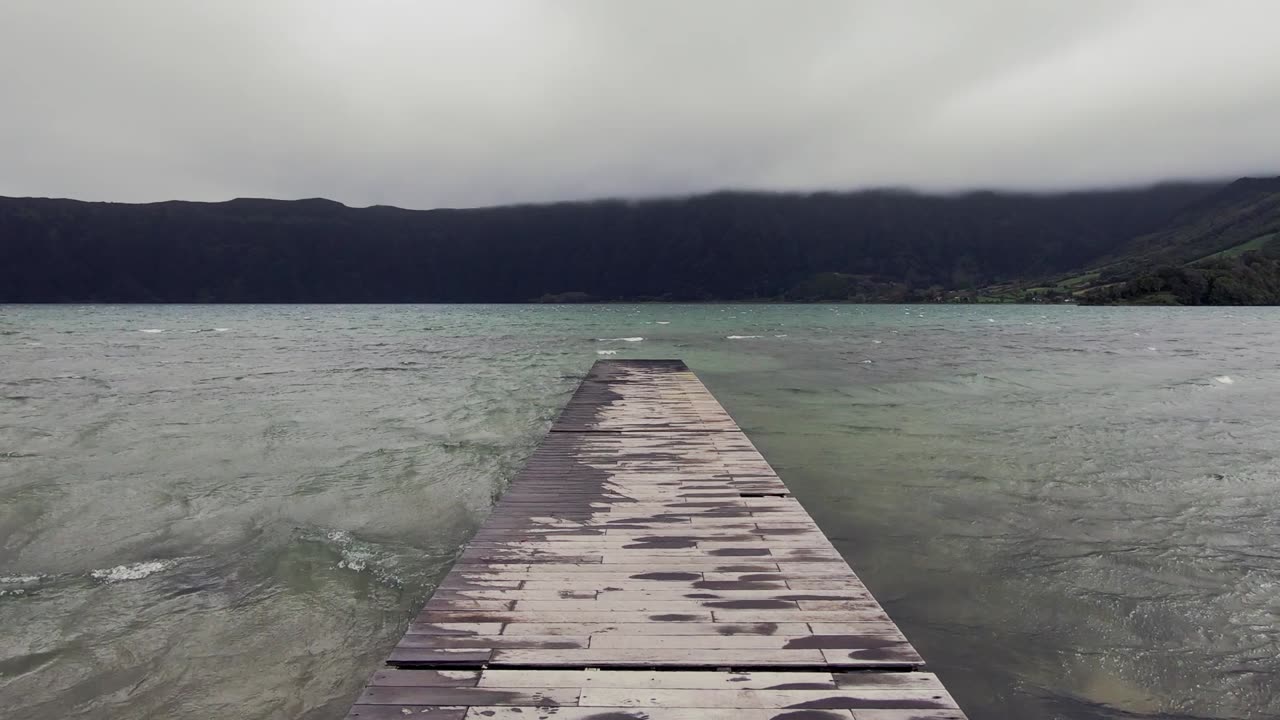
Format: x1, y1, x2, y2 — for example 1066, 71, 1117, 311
1, 304, 1277, 719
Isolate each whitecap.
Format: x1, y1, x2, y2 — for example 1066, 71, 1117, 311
138, 329, 164, 334
597, 337, 644, 342
726, 335, 761, 340
323, 529, 399, 584
872, 340, 883, 344
338, 552, 372, 572
655, 321, 670, 325
861, 359, 874, 364
774, 334, 788, 338
90, 559, 177, 583
214, 328, 229, 332
596, 350, 618, 355
0, 574, 42, 584
1214, 376, 1235, 385
987, 318, 995, 322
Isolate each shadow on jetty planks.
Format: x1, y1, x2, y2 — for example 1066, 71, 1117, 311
346, 359, 967, 719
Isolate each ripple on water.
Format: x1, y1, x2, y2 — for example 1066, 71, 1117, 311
1, 304, 1277, 720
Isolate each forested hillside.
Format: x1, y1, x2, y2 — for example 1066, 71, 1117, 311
0, 183, 1220, 303
1066, 177, 1280, 304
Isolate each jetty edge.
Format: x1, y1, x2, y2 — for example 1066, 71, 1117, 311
345, 359, 967, 719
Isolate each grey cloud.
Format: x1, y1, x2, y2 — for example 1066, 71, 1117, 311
2, 0, 1278, 209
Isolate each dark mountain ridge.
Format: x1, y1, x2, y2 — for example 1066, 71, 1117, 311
2, 178, 1276, 303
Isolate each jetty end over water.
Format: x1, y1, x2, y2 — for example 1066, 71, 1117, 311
346, 359, 967, 719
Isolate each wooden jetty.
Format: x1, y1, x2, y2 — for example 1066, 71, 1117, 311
346, 360, 967, 719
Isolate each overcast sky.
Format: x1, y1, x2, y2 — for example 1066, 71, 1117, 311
2, 1, 1278, 209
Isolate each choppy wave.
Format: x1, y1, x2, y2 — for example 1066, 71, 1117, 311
1214, 376, 1235, 385
321, 529, 402, 586
0, 574, 44, 584
597, 337, 643, 342
4, 303, 1279, 720
90, 559, 179, 583
138, 329, 165, 334
726, 335, 761, 340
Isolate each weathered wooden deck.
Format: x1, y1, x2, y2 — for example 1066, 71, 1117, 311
346, 360, 966, 720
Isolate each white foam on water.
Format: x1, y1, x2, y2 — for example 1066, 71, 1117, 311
323, 529, 399, 584
774, 334, 788, 338
90, 559, 177, 583
726, 335, 761, 340
0, 588, 26, 597
214, 328, 229, 332
1147, 346, 1158, 351
596, 350, 618, 355
138, 329, 164, 334
1214, 376, 1235, 385
338, 552, 372, 572
655, 321, 670, 325
597, 337, 643, 342
0, 574, 43, 584
861, 359, 874, 364
873, 340, 883, 344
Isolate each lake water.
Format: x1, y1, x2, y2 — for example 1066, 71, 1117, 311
1, 304, 1277, 719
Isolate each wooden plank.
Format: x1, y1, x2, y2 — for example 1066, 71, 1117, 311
849, 707, 967, 712
494, 622, 815, 636
576, 687, 958, 709
346, 708, 466, 720
386, 649, 493, 666
397, 635, 588, 649
477, 669, 838, 689
432, 590, 872, 602
488, 648, 826, 667
587, 635, 912, 650
356, 686, 579, 706
345, 360, 965, 719
366, 669, 480, 687
709, 611, 891, 622
460, 708, 855, 720
412, 611, 716, 624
